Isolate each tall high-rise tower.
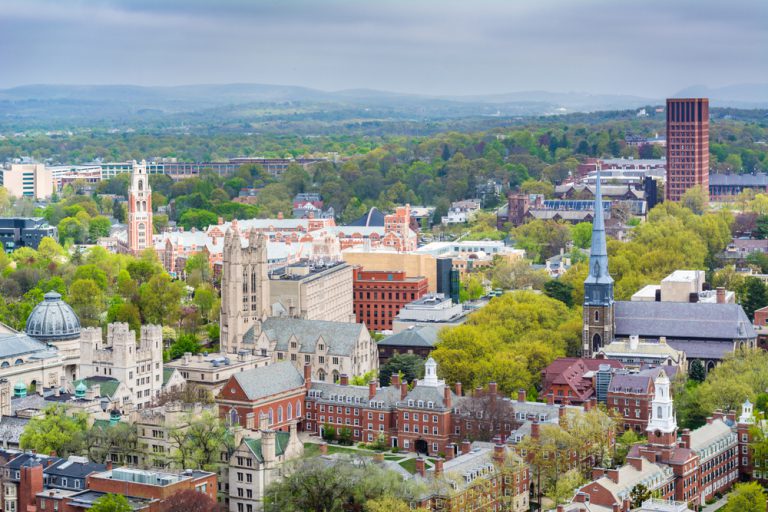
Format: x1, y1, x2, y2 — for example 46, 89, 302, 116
583, 172, 614, 357
127, 160, 153, 254
220, 229, 271, 353
666, 98, 709, 202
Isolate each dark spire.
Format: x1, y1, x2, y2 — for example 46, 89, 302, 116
584, 171, 613, 305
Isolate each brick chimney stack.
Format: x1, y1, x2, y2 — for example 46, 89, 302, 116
368, 380, 378, 400
401, 381, 408, 400
304, 364, 312, 390
415, 457, 426, 477
340, 374, 349, 386
443, 386, 452, 408
461, 440, 471, 455
493, 444, 505, 464
717, 287, 726, 304
531, 421, 540, 439
434, 458, 444, 476
391, 374, 400, 390
547, 392, 554, 405
488, 382, 497, 396
454, 382, 462, 396
517, 389, 526, 403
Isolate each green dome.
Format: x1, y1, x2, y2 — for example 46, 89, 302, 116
75, 380, 87, 398
14, 381, 27, 397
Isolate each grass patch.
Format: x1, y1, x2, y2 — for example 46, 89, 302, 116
399, 458, 418, 473
303, 442, 376, 458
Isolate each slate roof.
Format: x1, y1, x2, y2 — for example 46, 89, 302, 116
0, 332, 59, 359
689, 419, 735, 456
0, 416, 29, 447
401, 385, 454, 410
243, 431, 291, 463
614, 301, 756, 341
233, 361, 304, 401
5, 452, 59, 473
346, 207, 386, 227
608, 373, 653, 395
250, 317, 366, 357
45, 456, 107, 481
378, 326, 440, 349
162, 368, 175, 386
541, 358, 623, 401
665, 340, 735, 360
710, 173, 768, 186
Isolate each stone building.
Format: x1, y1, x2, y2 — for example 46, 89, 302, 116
24, 291, 81, 381
79, 323, 164, 410
227, 416, 303, 512
164, 351, 268, 396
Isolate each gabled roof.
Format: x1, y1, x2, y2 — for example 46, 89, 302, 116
346, 207, 385, 227
232, 361, 304, 401
614, 301, 756, 341
243, 431, 291, 463
252, 317, 367, 357
83, 376, 120, 398
541, 358, 623, 401
45, 456, 106, 479
689, 419, 734, 454
608, 373, 653, 395
378, 326, 440, 349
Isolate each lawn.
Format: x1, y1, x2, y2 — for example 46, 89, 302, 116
398, 457, 435, 474
303, 442, 377, 458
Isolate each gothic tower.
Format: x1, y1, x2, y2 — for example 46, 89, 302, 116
646, 371, 678, 447
127, 160, 153, 254
220, 229, 270, 353
583, 172, 614, 357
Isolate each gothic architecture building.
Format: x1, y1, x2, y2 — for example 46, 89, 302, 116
127, 160, 153, 254
582, 173, 755, 368
583, 176, 614, 357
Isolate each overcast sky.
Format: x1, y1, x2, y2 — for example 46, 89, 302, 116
1, 0, 765, 97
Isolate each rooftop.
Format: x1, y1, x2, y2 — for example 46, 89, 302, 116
231, 361, 305, 401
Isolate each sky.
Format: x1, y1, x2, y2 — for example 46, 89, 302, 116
0, 0, 766, 97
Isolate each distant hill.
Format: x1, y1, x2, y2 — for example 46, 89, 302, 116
0, 82, 764, 130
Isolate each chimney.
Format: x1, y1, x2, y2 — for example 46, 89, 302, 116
218, 216, 224, 225
340, 374, 349, 386
445, 444, 455, 460
557, 507, 565, 512
592, 467, 606, 480
391, 374, 400, 390
584, 399, 592, 412
106, 461, 113, 471
443, 386, 452, 408
401, 381, 408, 400
681, 429, 692, 449
434, 458, 444, 476
517, 389, 526, 403
488, 382, 497, 396
559, 405, 567, 423
627, 456, 642, 471
277, 212, 284, 220
19, 465, 44, 512
706, 416, 713, 425
368, 380, 378, 400
607, 468, 619, 483
415, 457, 426, 477
493, 444, 505, 464
454, 382, 462, 396
304, 364, 312, 389
461, 440, 471, 455
613, 503, 621, 512
547, 392, 554, 405
623, 498, 631, 512
319, 442, 328, 455
717, 287, 726, 304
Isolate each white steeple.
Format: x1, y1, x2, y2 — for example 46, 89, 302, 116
740, 399, 754, 424
647, 371, 677, 434
421, 357, 445, 387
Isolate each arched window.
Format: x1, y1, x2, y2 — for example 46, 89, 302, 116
592, 333, 601, 353
657, 406, 662, 418
318, 369, 326, 381
14, 359, 23, 366
332, 370, 340, 383
277, 405, 283, 423
138, 180, 143, 191
0, 362, 8, 368
287, 403, 293, 420
594, 310, 600, 322
228, 408, 239, 426
268, 408, 274, 425
296, 400, 302, 418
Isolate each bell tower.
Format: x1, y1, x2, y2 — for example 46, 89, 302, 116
646, 371, 678, 447
127, 160, 153, 254
583, 171, 614, 357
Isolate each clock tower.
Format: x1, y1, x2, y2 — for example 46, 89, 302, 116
583, 172, 614, 357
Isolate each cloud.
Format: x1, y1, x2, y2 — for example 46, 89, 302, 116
0, 0, 765, 96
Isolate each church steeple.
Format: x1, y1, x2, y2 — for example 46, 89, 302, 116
582, 171, 615, 357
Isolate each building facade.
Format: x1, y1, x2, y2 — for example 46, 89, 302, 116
127, 161, 153, 254
352, 268, 428, 331
666, 98, 709, 202
0, 164, 53, 200
79, 323, 164, 410
0, 218, 57, 252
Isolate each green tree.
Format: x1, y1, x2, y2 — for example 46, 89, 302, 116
378, 354, 425, 387
20, 404, 88, 457
90, 494, 132, 512
680, 185, 708, 214
741, 277, 768, 320
168, 334, 201, 360
179, 208, 218, 230
630, 483, 652, 508
192, 284, 218, 322
689, 359, 706, 383
73, 264, 108, 290
88, 215, 112, 241
168, 411, 232, 471
138, 273, 184, 325
543, 280, 574, 308
106, 300, 141, 333
571, 222, 593, 249
723, 482, 766, 512
68, 278, 104, 327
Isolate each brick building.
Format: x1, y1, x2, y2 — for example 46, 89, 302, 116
353, 268, 428, 331
666, 98, 709, 202
539, 358, 623, 405
216, 361, 307, 432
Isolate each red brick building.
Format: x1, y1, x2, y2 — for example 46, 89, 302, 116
606, 367, 672, 433
353, 268, 428, 331
666, 98, 709, 202
540, 358, 623, 405
216, 361, 307, 431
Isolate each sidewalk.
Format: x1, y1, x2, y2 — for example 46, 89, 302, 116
701, 495, 728, 512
